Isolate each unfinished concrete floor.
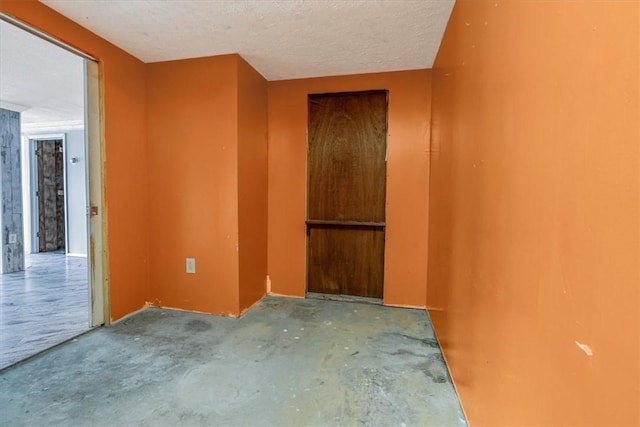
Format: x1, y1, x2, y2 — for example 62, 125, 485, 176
0, 296, 466, 426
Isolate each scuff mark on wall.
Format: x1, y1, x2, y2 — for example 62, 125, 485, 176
575, 341, 593, 357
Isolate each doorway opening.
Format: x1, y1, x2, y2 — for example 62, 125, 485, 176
30, 136, 67, 254
305, 90, 388, 300
0, 15, 107, 370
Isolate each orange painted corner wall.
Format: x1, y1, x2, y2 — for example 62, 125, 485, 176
0, 0, 150, 321
237, 57, 268, 312
428, 1, 639, 425
147, 55, 240, 316
268, 70, 432, 307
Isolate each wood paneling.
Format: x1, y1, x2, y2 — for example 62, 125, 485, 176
37, 139, 65, 252
308, 91, 387, 222
308, 225, 385, 297
306, 91, 387, 298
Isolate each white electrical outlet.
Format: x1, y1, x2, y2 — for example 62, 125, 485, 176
186, 258, 196, 274
8, 233, 17, 244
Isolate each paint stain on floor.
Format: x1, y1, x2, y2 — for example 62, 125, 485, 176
0, 296, 466, 426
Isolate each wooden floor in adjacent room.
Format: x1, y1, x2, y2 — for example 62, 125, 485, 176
0, 252, 89, 370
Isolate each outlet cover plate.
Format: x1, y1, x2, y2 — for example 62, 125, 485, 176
186, 258, 196, 274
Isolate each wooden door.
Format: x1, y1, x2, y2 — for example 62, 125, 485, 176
306, 91, 387, 298
36, 139, 65, 252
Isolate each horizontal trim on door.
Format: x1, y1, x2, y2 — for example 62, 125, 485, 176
305, 220, 386, 227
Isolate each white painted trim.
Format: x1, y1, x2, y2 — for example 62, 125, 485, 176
26, 133, 68, 140
66, 253, 88, 258
28, 139, 38, 253
63, 137, 69, 254
22, 120, 84, 134
0, 101, 29, 112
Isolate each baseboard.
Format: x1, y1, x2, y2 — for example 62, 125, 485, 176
154, 304, 238, 318
267, 291, 305, 299
306, 292, 383, 305
109, 304, 150, 325
66, 253, 87, 258
239, 293, 267, 317
424, 308, 469, 424
384, 302, 426, 310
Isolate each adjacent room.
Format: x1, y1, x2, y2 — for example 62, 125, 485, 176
0, 1, 637, 426
0, 19, 91, 369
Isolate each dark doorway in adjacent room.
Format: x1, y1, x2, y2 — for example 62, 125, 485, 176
34, 138, 66, 253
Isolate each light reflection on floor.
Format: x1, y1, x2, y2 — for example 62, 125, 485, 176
0, 252, 89, 370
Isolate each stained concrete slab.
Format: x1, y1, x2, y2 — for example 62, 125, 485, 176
0, 296, 466, 426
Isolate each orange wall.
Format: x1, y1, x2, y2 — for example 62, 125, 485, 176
237, 57, 268, 313
428, 1, 639, 425
268, 70, 431, 307
147, 55, 240, 316
0, 0, 150, 321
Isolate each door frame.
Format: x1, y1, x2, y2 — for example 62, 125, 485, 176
85, 58, 109, 327
304, 89, 389, 298
28, 134, 68, 254
1, 13, 110, 328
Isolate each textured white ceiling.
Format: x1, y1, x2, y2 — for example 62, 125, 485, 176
0, 1, 454, 128
0, 20, 84, 130
40, 0, 454, 80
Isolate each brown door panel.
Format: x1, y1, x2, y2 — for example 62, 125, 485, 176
306, 91, 387, 298
307, 92, 387, 222
308, 226, 384, 298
